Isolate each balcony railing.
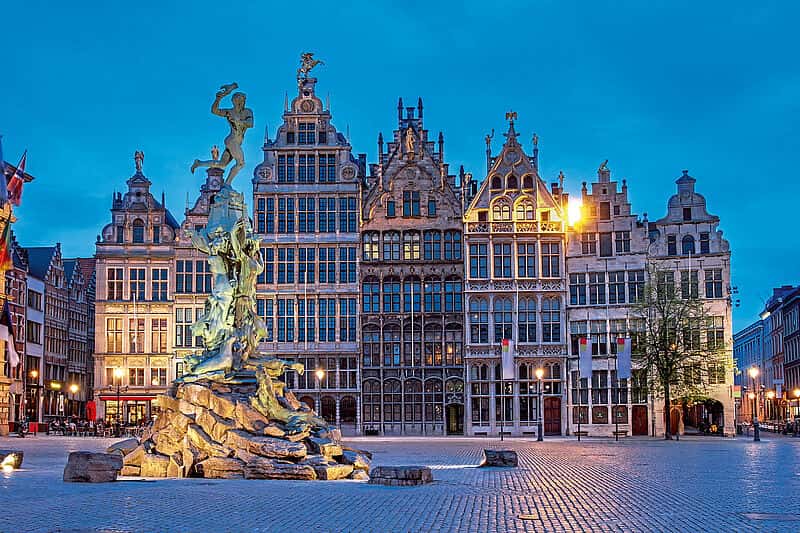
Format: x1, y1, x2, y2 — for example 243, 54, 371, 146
467, 221, 565, 234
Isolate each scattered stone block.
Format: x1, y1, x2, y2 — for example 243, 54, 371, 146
155, 431, 182, 457
140, 454, 170, 477
350, 470, 369, 481
156, 394, 179, 413
480, 449, 518, 467
196, 407, 236, 443
63, 452, 123, 483
196, 457, 245, 479
0, 450, 24, 469
186, 424, 232, 458
244, 458, 317, 480
123, 445, 145, 467
368, 466, 433, 486
234, 401, 270, 434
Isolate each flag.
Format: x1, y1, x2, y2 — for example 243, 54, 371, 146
0, 136, 8, 206
617, 337, 632, 379
578, 337, 592, 378
7, 150, 26, 206
0, 221, 13, 272
0, 302, 19, 368
501, 338, 515, 380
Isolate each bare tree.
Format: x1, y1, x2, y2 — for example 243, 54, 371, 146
631, 264, 729, 439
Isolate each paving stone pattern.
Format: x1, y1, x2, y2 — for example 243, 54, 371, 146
1, 434, 799, 532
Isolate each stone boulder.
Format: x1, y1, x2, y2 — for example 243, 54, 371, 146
196, 407, 236, 443
140, 454, 170, 477
307, 437, 342, 458
186, 424, 232, 458
120, 465, 141, 476
196, 457, 245, 479
480, 449, 518, 467
63, 452, 123, 483
244, 458, 317, 480
0, 450, 23, 469
341, 450, 371, 472
122, 445, 146, 467
224, 430, 307, 460
312, 464, 353, 480
106, 438, 139, 456
350, 470, 369, 481
368, 466, 433, 486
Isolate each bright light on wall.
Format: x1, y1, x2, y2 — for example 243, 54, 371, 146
568, 198, 583, 226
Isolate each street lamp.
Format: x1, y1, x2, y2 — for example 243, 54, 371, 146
793, 389, 800, 437
69, 384, 79, 417
748, 366, 760, 442
766, 390, 776, 421
113, 367, 124, 434
535, 367, 545, 442
315, 368, 325, 416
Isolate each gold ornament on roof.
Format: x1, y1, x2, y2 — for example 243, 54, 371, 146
297, 52, 324, 79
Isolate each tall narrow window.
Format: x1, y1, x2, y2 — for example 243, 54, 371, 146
444, 277, 463, 313
128, 318, 145, 353
682, 235, 695, 255
298, 122, 316, 145
518, 298, 536, 342
427, 198, 437, 216
298, 197, 315, 232
667, 235, 677, 255
382, 277, 401, 313
106, 318, 123, 353
581, 233, 596, 255
469, 243, 488, 278
277, 155, 295, 182
319, 247, 336, 283
700, 232, 710, 254
614, 231, 630, 253
541, 298, 561, 342
681, 270, 699, 299
383, 232, 400, 261
129, 268, 146, 301
132, 219, 145, 244
541, 242, 560, 277
569, 273, 587, 305
423, 231, 441, 261
362, 278, 380, 313
403, 232, 421, 260
403, 190, 420, 217
588, 272, 606, 305
151, 268, 168, 301
517, 242, 536, 277
469, 298, 489, 343
363, 232, 379, 261
107, 268, 124, 300
444, 231, 462, 260
298, 154, 315, 182
423, 278, 442, 313
705, 269, 723, 298
151, 318, 167, 353
599, 233, 613, 257
195, 261, 211, 293
403, 277, 421, 313
493, 242, 512, 278
608, 271, 626, 304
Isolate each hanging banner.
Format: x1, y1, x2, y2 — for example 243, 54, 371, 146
501, 339, 515, 380
578, 337, 592, 378
616, 337, 632, 379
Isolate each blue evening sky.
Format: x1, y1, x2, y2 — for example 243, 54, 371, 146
3, 1, 798, 329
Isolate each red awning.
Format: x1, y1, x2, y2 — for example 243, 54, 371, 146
98, 395, 156, 402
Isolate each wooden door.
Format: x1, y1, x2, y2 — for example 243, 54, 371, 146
632, 405, 648, 435
543, 397, 561, 435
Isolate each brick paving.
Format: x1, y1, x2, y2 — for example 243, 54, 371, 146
1, 434, 799, 532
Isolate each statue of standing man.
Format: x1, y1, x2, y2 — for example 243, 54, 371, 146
191, 83, 253, 185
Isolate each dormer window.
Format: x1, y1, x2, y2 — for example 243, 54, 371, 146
298, 123, 316, 144
132, 219, 145, 244
507, 176, 518, 189
540, 210, 550, 222
286, 131, 296, 144
116, 226, 124, 243
700, 232, 710, 254
599, 202, 611, 220
491, 176, 502, 189
682, 235, 696, 255
683, 207, 692, 221
522, 175, 533, 189
153, 225, 161, 244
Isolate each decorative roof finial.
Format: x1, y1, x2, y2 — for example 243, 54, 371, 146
134, 150, 144, 172
211, 145, 220, 161
485, 129, 494, 148
505, 110, 518, 124
533, 133, 539, 147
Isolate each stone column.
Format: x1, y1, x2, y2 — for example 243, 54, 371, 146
335, 397, 341, 427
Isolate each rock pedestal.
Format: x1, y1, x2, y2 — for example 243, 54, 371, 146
119, 381, 370, 481
0, 450, 24, 469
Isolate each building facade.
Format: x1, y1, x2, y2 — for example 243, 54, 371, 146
94, 160, 179, 423
648, 171, 735, 435
463, 119, 569, 437
565, 164, 651, 437
251, 72, 363, 433
360, 99, 466, 435
733, 320, 764, 423
24, 272, 44, 424
63, 259, 90, 416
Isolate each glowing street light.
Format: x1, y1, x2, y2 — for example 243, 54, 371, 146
535, 367, 545, 442
748, 365, 760, 442
315, 368, 325, 416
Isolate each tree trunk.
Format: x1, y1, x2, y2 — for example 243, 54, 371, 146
664, 383, 672, 440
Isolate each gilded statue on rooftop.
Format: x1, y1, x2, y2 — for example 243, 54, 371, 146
297, 52, 324, 79
191, 83, 253, 185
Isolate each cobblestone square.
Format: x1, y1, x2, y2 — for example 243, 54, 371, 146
1, 434, 799, 532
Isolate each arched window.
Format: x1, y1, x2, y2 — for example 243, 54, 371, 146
321, 396, 336, 422
403, 322, 421, 366
507, 175, 518, 189
493, 297, 513, 342
424, 323, 442, 365
340, 396, 356, 423
362, 380, 381, 425
424, 277, 442, 313
444, 231, 462, 260
425, 379, 444, 422
382, 277, 400, 313
502, 204, 511, 220
404, 380, 422, 422
383, 325, 401, 366
383, 231, 400, 260
362, 325, 380, 366
522, 175, 534, 189
362, 276, 380, 313
444, 324, 463, 365
469, 298, 489, 343
519, 363, 538, 424
403, 231, 421, 260
363, 232, 379, 261
518, 297, 536, 342
423, 230, 441, 260
515, 201, 534, 220
541, 298, 561, 342
444, 276, 463, 313
682, 235, 696, 255
384, 380, 401, 422
132, 219, 145, 244
491, 176, 502, 189
403, 276, 421, 313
